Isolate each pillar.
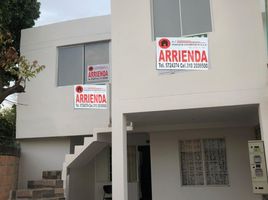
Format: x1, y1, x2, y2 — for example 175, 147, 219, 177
112, 113, 128, 200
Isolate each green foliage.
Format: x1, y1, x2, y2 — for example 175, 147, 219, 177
0, 0, 44, 105
0, 106, 16, 145
0, 0, 40, 51
0, 31, 45, 84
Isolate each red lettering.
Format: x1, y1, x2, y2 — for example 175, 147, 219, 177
76, 93, 107, 105
76, 94, 80, 103
159, 50, 165, 62
88, 70, 108, 78
80, 94, 84, 103
187, 50, 194, 62
102, 95, 107, 103
172, 50, 178, 62
89, 94, 94, 103
181, 50, 187, 62
165, 50, 171, 62
159, 49, 207, 63
84, 94, 88, 103
195, 51, 201, 62
201, 50, 208, 62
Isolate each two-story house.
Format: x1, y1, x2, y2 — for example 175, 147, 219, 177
17, 0, 268, 200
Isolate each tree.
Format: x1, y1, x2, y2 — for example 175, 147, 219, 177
0, 0, 41, 52
0, 0, 44, 105
0, 105, 16, 145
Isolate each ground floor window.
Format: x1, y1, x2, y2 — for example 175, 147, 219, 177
179, 138, 229, 186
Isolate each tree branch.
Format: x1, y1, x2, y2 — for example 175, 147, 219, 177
0, 84, 24, 105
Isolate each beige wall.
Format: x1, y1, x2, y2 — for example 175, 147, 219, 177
150, 127, 261, 200
69, 161, 95, 200
17, 16, 111, 139
16, 0, 268, 199
111, 0, 267, 114
18, 138, 70, 188
110, 1, 268, 197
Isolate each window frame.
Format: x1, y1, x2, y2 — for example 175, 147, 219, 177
179, 138, 229, 187
57, 44, 85, 87
150, 0, 213, 40
57, 40, 111, 87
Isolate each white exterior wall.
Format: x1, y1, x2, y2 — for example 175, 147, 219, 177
111, 0, 268, 198
150, 128, 261, 200
111, 0, 267, 113
17, 16, 111, 139
18, 138, 70, 188
95, 134, 149, 200
15, 0, 268, 199
69, 161, 95, 200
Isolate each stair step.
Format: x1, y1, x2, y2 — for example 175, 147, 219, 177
12, 198, 65, 200
31, 198, 65, 200
10, 187, 64, 199
54, 188, 64, 197
74, 145, 84, 154
42, 171, 61, 180
28, 180, 63, 189
15, 188, 55, 199
83, 136, 94, 145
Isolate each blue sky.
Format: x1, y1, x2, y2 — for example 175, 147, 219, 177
35, 0, 111, 26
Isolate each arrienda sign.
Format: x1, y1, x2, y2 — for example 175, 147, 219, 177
74, 84, 107, 109
156, 37, 209, 70
87, 64, 109, 83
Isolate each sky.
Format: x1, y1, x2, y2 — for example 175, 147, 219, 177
2, 0, 111, 108
35, 0, 111, 26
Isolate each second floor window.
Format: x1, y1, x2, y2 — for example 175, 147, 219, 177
57, 41, 110, 86
152, 0, 212, 38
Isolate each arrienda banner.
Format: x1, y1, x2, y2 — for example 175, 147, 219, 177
74, 84, 107, 109
87, 64, 109, 83
156, 37, 209, 70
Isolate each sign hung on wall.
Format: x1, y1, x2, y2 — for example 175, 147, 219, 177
87, 64, 109, 83
74, 84, 107, 109
156, 37, 209, 70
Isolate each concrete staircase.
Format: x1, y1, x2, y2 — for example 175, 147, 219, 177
10, 171, 65, 200
62, 125, 133, 198
62, 127, 112, 197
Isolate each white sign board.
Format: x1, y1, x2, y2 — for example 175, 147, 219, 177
156, 37, 209, 70
74, 84, 107, 109
87, 64, 109, 83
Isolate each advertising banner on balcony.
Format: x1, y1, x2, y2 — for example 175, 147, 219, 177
87, 64, 109, 83
74, 84, 107, 109
156, 37, 208, 70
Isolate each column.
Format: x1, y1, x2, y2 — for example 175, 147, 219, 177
112, 113, 128, 200
259, 101, 268, 164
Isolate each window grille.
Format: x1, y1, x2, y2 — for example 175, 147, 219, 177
180, 138, 228, 186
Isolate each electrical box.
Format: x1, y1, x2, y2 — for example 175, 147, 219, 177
248, 140, 268, 194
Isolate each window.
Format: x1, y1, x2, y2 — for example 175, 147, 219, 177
152, 0, 212, 38
179, 138, 228, 186
58, 44, 84, 86
57, 41, 109, 86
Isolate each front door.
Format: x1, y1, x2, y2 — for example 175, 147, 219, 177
138, 146, 152, 200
